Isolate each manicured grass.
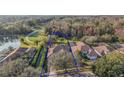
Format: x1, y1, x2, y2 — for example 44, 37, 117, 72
26, 31, 47, 45
39, 47, 47, 67
31, 46, 41, 66
29, 46, 47, 71
20, 38, 31, 48
28, 37, 38, 42
54, 36, 68, 44
20, 43, 30, 48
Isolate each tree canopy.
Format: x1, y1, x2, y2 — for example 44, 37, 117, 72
92, 52, 124, 77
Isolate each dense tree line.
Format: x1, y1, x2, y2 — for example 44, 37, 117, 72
0, 16, 55, 35
0, 21, 33, 35
45, 16, 124, 43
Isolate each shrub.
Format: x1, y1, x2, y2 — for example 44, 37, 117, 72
0, 60, 41, 77
81, 36, 97, 44
20, 67, 41, 77
0, 60, 27, 77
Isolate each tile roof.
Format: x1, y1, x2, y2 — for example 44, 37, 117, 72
81, 45, 91, 51
93, 45, 109, 55
71, 42, 86, 53
48, 44, 70, 57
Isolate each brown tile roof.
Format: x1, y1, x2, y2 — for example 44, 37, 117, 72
48, 41, 91, 57
71, 42, 86, 53
93, 45, 110, 55
118, 47, 124, 52
47, 45, 58, 57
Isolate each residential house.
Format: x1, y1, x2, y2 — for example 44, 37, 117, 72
47, 44, 70, 57
93, 45, 110, 57
53, 44, 70, 53
70, 41, 98, 60
70, 41, 86, 53
48, 41, 103, 60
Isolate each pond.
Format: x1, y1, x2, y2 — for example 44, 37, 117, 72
0, 36, 20, 51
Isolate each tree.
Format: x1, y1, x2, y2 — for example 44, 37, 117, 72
92, 52, 124, 77
47, 51, 74, 72
100, 34, 112, 42
0, 60, 27, 76
84, 36, 97, 44
118, 32, 124, 42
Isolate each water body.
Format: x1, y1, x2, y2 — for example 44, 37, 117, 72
0, 36, 20, 61
0, 36, 20, 51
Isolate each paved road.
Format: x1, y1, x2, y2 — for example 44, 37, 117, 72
0, 47, 20, 63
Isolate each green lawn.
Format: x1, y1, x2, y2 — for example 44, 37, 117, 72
20, 29, 48, 48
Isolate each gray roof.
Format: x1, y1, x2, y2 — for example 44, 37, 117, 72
81, 45, 91, 51
53, 44, 70, 53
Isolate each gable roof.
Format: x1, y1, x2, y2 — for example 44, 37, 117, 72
53, 44, 70, 53
53, 45, 63, 53
93, 45, 110, 55
88, 49, 98, 56
70, 41, 87, 53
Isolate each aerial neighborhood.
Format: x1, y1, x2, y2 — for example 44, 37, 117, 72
0, 16, 124, 77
